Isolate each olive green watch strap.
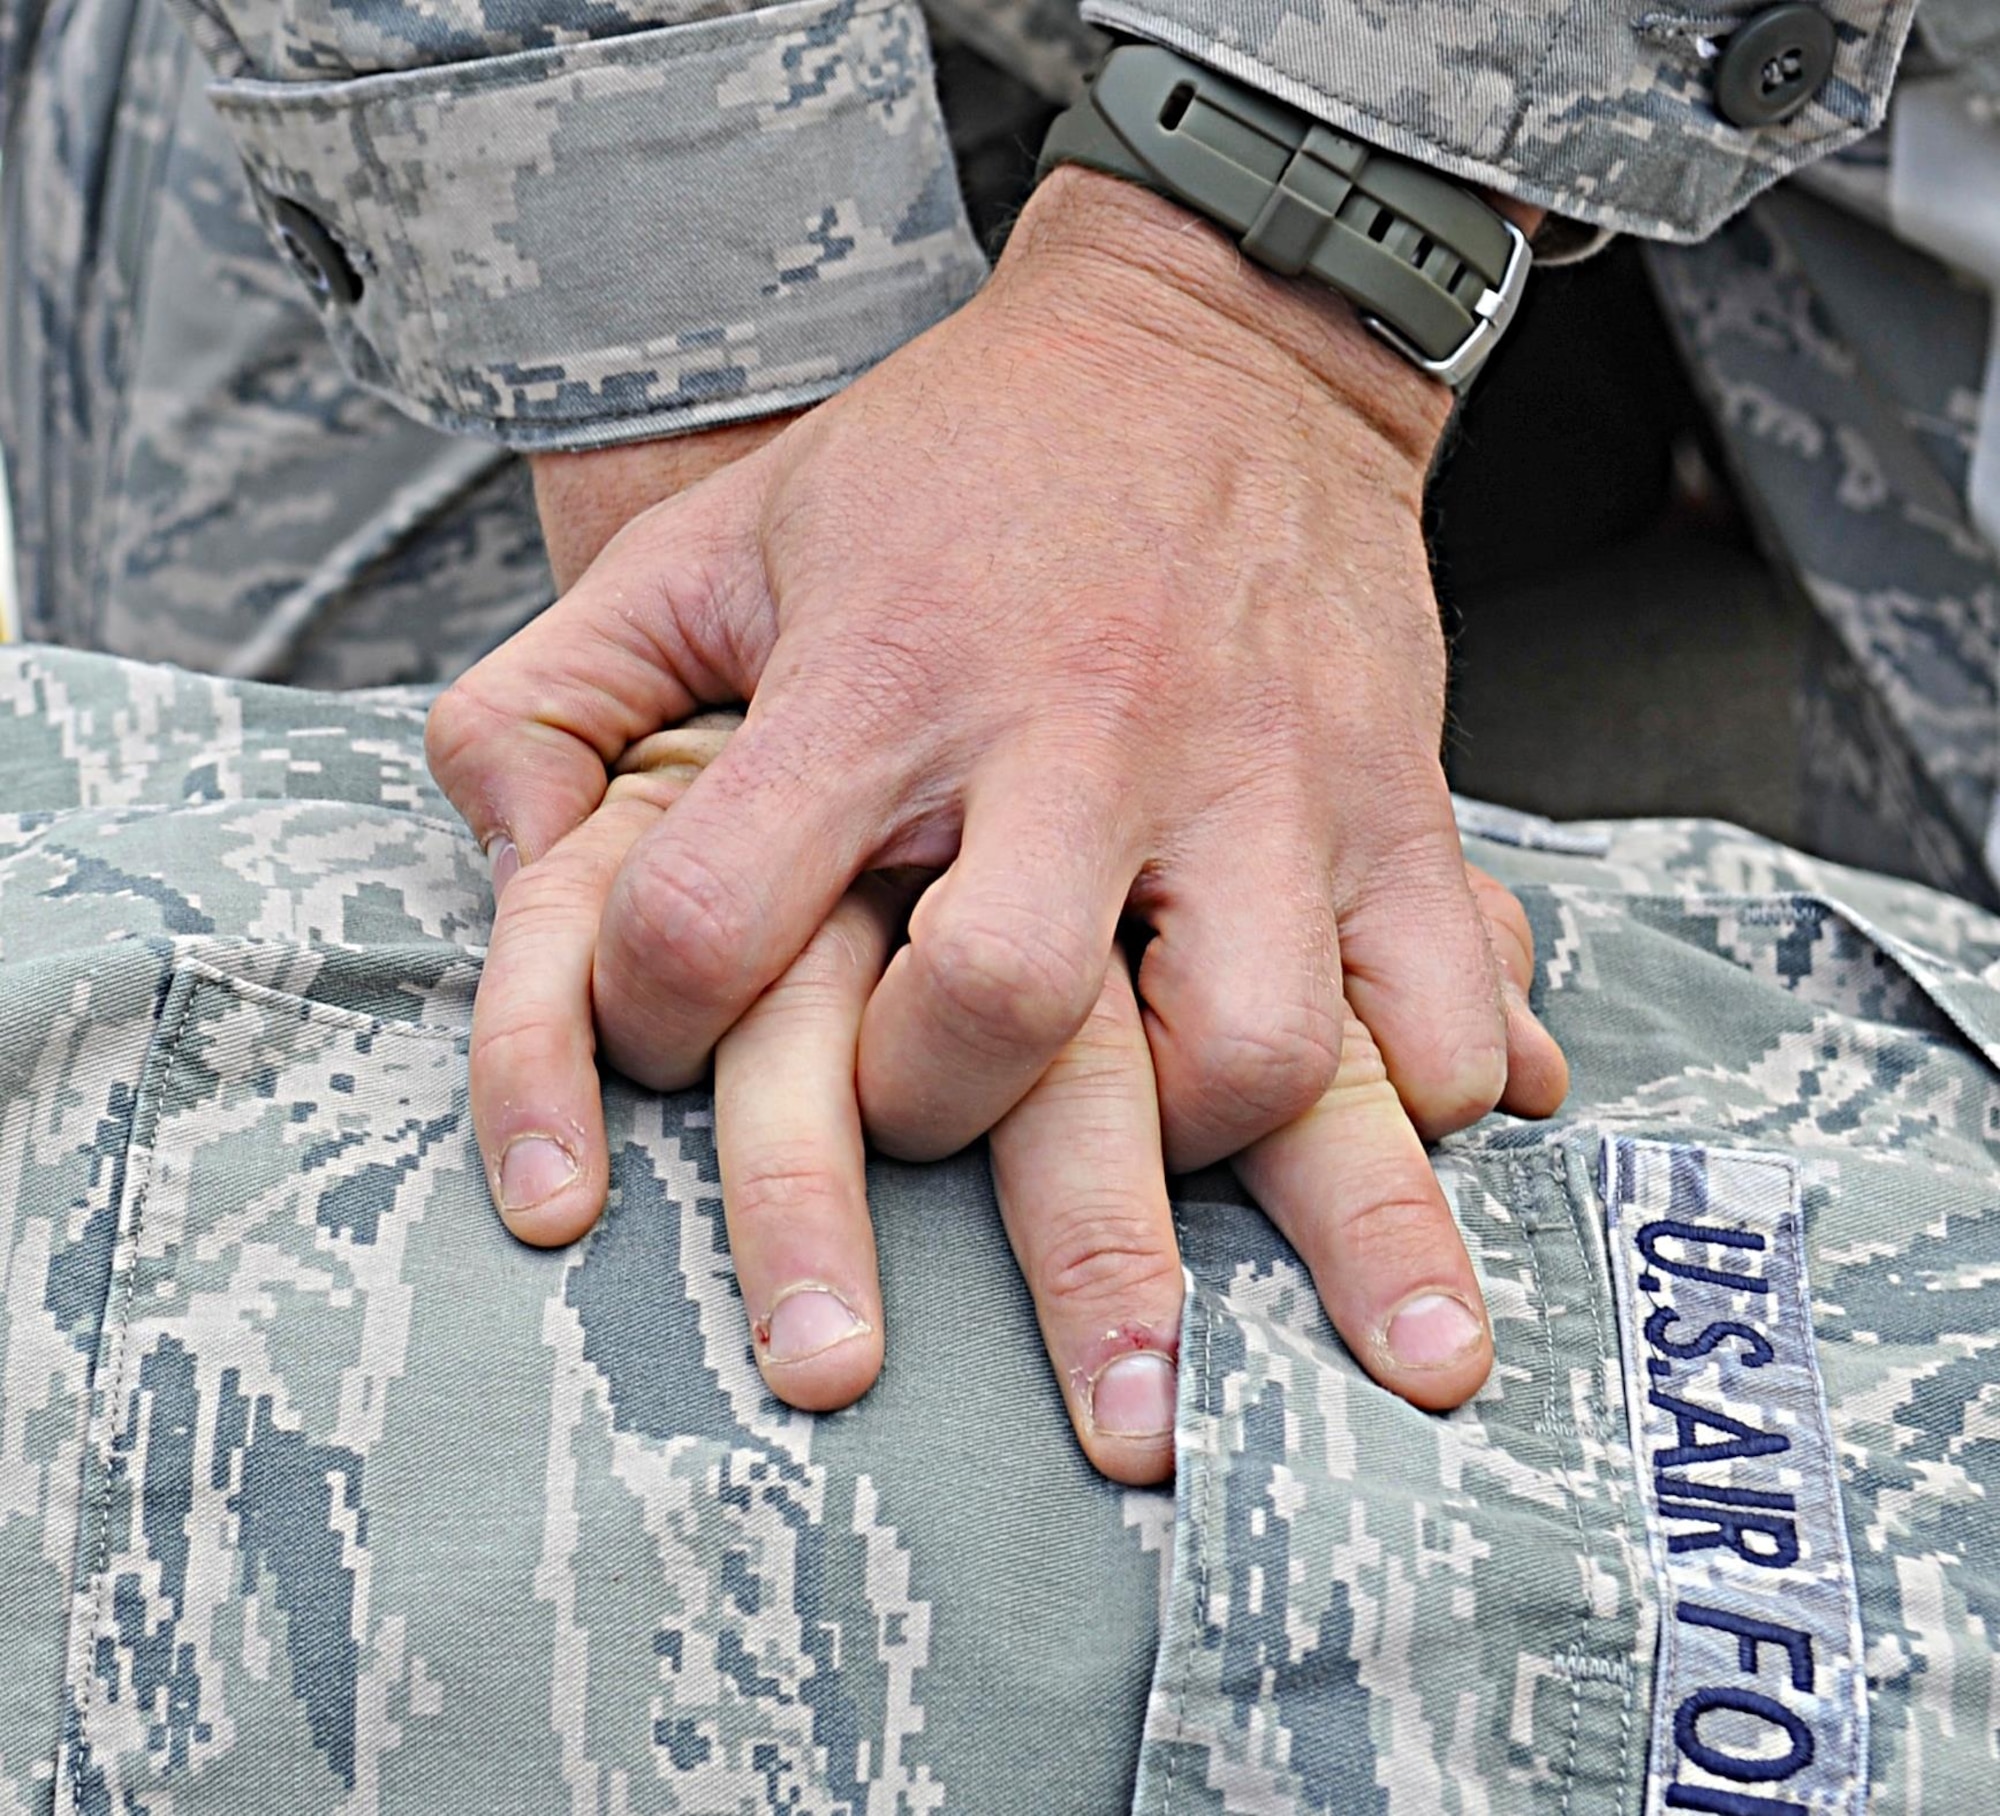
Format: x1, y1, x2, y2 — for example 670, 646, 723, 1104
1037, 44, 1531, 392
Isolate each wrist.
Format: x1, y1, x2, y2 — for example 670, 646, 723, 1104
1001, 164, 1455, 473
530, 415, 794, 592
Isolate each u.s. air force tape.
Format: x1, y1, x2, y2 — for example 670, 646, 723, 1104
1603, 1139, 1868, 1816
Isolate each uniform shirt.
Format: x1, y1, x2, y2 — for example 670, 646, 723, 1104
2, 2, 1992, 686
2, 639, 1995, 1815
0, 0, 1955, 453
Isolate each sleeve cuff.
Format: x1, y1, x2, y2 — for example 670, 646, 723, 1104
207, 0, 988, 450
1083, 1, 1922, 246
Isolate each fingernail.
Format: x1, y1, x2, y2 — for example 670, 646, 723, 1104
1384, 1293, 1485, 1370
487, 837, 520, 901
759, 1289, 869, 1365
499, 1135, 577, 1213
1089, 1351, 1177, 1438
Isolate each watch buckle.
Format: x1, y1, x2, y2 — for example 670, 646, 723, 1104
1362, 216, 1532, 393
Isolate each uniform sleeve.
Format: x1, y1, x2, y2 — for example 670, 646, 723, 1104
166, 0, 990, 450
1082, 2, 1924, 245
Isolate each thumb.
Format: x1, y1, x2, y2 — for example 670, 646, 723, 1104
425, 449, 774, 880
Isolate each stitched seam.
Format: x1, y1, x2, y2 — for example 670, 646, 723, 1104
1517, 1149, 1592, 1816
1497, 0, 1584, 168
1765, 1149, 1870, 1816
1555, 1138, 1628, 1811
174, 959, 466, 1043
69, 974, 203, 1813
206, 0, 914, 116
1081, 1, 1886, 229
1159, 1265, 1212, 1816
1562, 1139, 1645, 1807
428, 354, 899, 434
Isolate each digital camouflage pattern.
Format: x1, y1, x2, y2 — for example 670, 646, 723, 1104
0, 0, 1929, 473
0, 0, 1031, 681
0, 0, 554, 685
0, 0, 1974, 683
1147, 805, 2000, 1814
1081, 1, 1921, 243
0, 645, 1168, 1816
1, 642, 1994, 1813
1649, 154, 2000, 905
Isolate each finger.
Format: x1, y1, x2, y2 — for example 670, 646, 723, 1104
1234, 1005, 1493, 1412
858, 759, 1134, 1162
1131, 808, 1345, 1175
715, 876, 911, 1413
591, 692, 918, 1092
1334, 777, 1511, 1142
471, 759, 712, 1248
1464, 862, 1569, 1119
989, 962, 1182, 1487
425, 453, 771, 879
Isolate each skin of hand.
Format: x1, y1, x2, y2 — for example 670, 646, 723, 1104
532, 416, 795, 596
429, 162, 1573, 1470
486, 709, 1568, 1485
436, 165, 1532, 1144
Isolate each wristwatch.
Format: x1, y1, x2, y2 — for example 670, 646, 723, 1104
1037, 44, 1532, 393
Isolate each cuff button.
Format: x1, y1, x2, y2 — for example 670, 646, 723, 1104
270, 198, 364, 306
1714, 4, 1838, 128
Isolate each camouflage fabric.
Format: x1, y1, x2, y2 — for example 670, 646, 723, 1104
0, 0, 555, 685
2, 641, 1995, 1812
0, 1, 1042, 682
0, 0, 1930, 466
1647, 175, 2000, 906
0, 644, 1169, 1815
152, 0, 992, 451
1083, 2, 1924, 246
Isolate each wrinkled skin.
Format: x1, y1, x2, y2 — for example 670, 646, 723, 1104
428, 167, 1568, 1481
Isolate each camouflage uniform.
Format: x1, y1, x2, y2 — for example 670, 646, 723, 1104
1646, 20, 2000, 911
2, 639, 1994, 1813
0, 0, 1926, 682
1, 9, 1994, 1810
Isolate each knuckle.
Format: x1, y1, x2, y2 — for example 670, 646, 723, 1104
422, 681, 494, 799
496, 862, 605, 929
470, 1004, 578, 1079
782, 911, 881, 1000
613, 846, 753, 1006
728, 1146, 850, 1226
1034, 1208, 1183, 1318
1407, 1041, 1508, 1137
1329, 1189, 1456, 1271
918, 909, 1102, 1058
1200, 1006, 1344, 1132
1068, 621, 1173, 723
1346, 747, 1453, 835
755, 963, 857, 1026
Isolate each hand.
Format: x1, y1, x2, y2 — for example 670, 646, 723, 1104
480, 709, 1567, 1484
431, 163, 1537, 1183
530, 416, 795, 596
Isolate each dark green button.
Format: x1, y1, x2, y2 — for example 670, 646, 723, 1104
1715, 5, 1837, 128
270, 198, 364, 306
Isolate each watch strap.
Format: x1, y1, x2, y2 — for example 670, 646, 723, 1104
1038, 45, 1531, 391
